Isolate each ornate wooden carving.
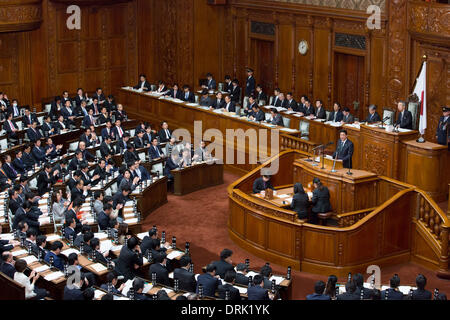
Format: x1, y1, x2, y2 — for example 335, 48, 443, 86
251, 21, 275, 36
363, 143, 388, 175
335, 33, 366, 50
270, 0, 386, 12
0, 0, 42, 32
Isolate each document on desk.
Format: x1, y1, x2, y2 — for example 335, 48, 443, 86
0, 233, 14, 241
236, 286, 248, 294
143, 283, 153, 294
100, 240, 113, 253
121, 279, 134, 296
12, 249, 28, 257
94, 290, 105, 300
111, 245, 122, 252
166, 250, 184, 260
277, 194, 290, 199
397, 128, 412, 133
161, 288, 173, 294
94, 232, 108, 240
246, 271, 259, 278
61, 248, 80, 257
39, 217, 51, 224
137, 232, 147, 240
34, 265, 50, 273
124, 201, 134, 207
44, 271, 64, 281
280, 128, 298, 133
186, 103, 199, 107
90, 263, 108, 273
124, 218, 138, 224
45, 234, 61, 241
168, 272, 174, 279
269, 275, 285, 285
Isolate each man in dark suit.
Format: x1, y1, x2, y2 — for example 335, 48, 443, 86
269, 109, 284, 126
223, 95, 235, 112
22, 144, 35, 171
411, 274, 432, 300
255, 84, 267, 105
328, 102, 344, 122
302, 100, 315, 117
63, 218, 77, 242
114, 104, 127, 122
212, 249, 234, 279
353, 273, 374, 299
235, 263, 250, 286
332, 129, 354, 169
381, 274, 404, 300
112, 119, 125, 140
342, 107, 354, 123
436, 106, 449, 149
26, 121, 42, 143
32, 139, 48, 164
3, 113, 19, 140
395, 101, 413, 129
182, 85, 195, 103
133, 74, 151, 91
124, 145, 140, 164
3, 155, 19, 180
245, 68, 255, 97
64, 199, 84, 234
7, 99, 20, 118
223, 75, 232, 93
0, 252, 16, 279
364, 104, 381, 123
100, 136, 114, 158
12, 151, 26, 175
101, 120, 115, 140
247, 104, 265, 122
336, 281, 359, 300
97, 107, 110, 125
230, 80, 241, 103
286, 92, 299, 111
314, 100, 327, 120
97, 203, 113, 231
45, 137, 63, 159
204, 73, 217, 91
82, 108, 96, 128
54, 115, 68, 134
42, 115, 56, 136
22, 109, 37, 128
149, 252, 171, 286
63, 276, 86, 300
93, 87, 106, 106
8, 187, 21, 215
173, 255, 197, 293
311, 178, 332, 224
253, 175, 274, 194
163, 153, 180, 181
115, 237, 143, 281
306, 280, 331, 300
60, 100, 76, 127
218, 270, 241, 301
196, 264, 221, 298
210, 92, 225, 109
270, 88, 281, 107
37, 163, 58, 196
149, 137, 164, 160
247, 275, 273, 300
158, 121, 172, 143
133, 130, 146, 149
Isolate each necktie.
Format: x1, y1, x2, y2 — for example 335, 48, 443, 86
90, 116, 93, 124
9, 164, 16, 175
165, 129, 170, 139
9, 121, 15, 132
155, 146, 160, 157
119, 127, 123, 137
14, 106, 18, 116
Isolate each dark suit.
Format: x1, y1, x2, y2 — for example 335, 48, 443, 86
101, 127, 115, 140
63, 286, 84, 300
82, 115, 96, 128
311, 187, 332, 214
245, 76, 255, 96
223, 102, 236, 113
411, 289, 432, 300
303, 105, 315, 116
206, 79, 217, 90
364, 112, 381, 123
8, 198, 21, 215
252, 177, 274, 194
149, 145, 163, 160
354, 286, 375, 300
0, 262, 15, 279
115, 246, 143, 281
235, 273, 249, 286
149, 263, 170, 286
124, 150, 139, 164
247, 285, 270, 300
12, 157, 26, 175
32, 146, 47, 164
218, 283, 241, 300
286, 99, 299, 111
270, 114, 284, 126
3, 119, 18, 139
163, 156, 179, 180
256, 92, 268, 104
26, 127, 42, 142
211, 260, 234, 279
64, 208, 82, 234
436, 116, 449, 147
97, 211, 111, 231
41, 122, 55, 136
332, 139, 354, 169
306, 293, 331, 300
314, 107, 327, 120
22, 114, 37, 127
22, 152, 35, 171
173, 268, 197, 293
133, 136, 145, 149
134, 81, 151, 91
248, 109, 265, 122
158, 129, 172, 143
100, 141, 115, 157
337, 292, 360, 300
37, 171, 55, 196
114, 110, 127, 122
64, 227, 76, 241
291, 184, 309, 219
328, 111, 344, 122
182, 91, 195, 103
211, 99, 225, 109
342, 113, 354, 124
2, 163, 18, 180
230, 86, 241, 103
196, 273, 221, 297
381, 288, 404, 300
167, 89, 183, 100
395, 110, 413, 129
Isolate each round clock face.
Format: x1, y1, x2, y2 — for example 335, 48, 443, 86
298, 40, 308, 55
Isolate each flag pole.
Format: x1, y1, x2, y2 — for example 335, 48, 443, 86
415, 55, 427, 143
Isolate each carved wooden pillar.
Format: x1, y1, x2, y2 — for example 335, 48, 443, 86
0, 0, 43, 32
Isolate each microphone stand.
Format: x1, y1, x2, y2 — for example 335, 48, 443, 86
346, 167, 353, 176
331, 153, 338, 173
311, 149, 318, 166
320, 145, 326, 170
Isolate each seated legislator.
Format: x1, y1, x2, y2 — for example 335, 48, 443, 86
313, 100, 327, 119
173, 255, 197, 293
336, 281, 359, 300
247, 104, 265, 122
149, 252, 171, 286
223, 95, 235, 112
158, 121, 172, 143
203, 72, 217, 90
218, 271, 241, 301
328, 102, 344, 122
269, 88, 281, 107
23, 109, 38, 128
380, 274, 404, 300
247, 275, 274, 300
196, 264, 221, 297
115, 236, 143, 281
310, 178, 331, 224
114, 104, 127, 122
199, 89, 213, 107
155, 80, 169, 94
255, 84, 267, 105
149, 137, 164, 160
302, 99, 315, 117
332, 129, 354, 169
341, 107, 354, 124
27, 121, 42, 143
182, 85, 195, 103
412, 274, 432, 300
253, 175, 274, 194
3, 113, 19, 140
363, 104, 381, 123
166, 83, 183, 100
133, 74, 150, 92
179, 148, 192, 167
291, 183, 309, 219
395, 100, 413, 129
306, 280, 331, 300
211, 249, 234, 279
210, 92, 225, 110
286, 92, 298, 111
268, 109, 284, 126
164, 153, 180, 181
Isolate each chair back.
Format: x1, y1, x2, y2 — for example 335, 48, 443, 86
408, 102, 419, 130
299, 120, 310, 137
382, 108, 395, 126
282, 117, 290, 128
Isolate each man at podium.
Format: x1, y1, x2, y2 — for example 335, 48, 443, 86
252, 175, 274, 194
332, 129, 354, 169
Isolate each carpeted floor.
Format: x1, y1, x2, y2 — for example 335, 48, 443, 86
143, 171, 450, 299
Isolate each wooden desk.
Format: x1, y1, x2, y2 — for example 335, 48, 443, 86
172, 161, 223, 196
131, 176, 168, 219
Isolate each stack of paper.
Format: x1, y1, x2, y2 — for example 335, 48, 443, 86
61, 248, 80, 257
0, 233, 13, 241
269, 275, 285, 285
124, 218, 138, 224
94, 233, 108, 240
44, 271, 65, 281
39, 217, 51, 224
246, 271, 259, 278
142, 283, 153, 294
166, 250, 184, 260
136, 232, 147, 240
90, 263, 108, 273
12, 249, 28, 257
94, 290, 105, 300
121, 279, 134, 296
100, 240, 113, 253
22, 255, 38, 265
34, 265, 50, 273
46, 234, 61, 241
236, 286, 248, 294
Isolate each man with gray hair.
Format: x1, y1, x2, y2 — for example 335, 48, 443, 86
364, 104, 381, 123
395, 100, 413, 129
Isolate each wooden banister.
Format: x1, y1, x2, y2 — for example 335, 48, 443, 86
280, 134, 317, 154
336, 207, 376, 227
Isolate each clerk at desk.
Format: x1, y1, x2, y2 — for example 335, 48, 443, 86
253, 175, 274, 194
332, 129, 354, 169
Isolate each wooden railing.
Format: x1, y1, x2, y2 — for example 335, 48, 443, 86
280, 134, 317, 154
415, 189, 450, 277
336, 207, 376, 227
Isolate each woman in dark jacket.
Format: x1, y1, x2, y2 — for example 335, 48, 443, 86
311, 177, 332, 224
290, 183, 309, 219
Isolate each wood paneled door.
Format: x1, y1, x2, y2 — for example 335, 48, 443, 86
250, 38, 275, 95
333, 52, 365, 120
